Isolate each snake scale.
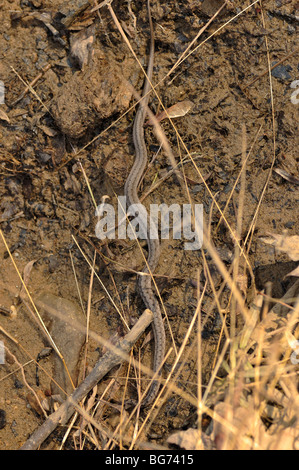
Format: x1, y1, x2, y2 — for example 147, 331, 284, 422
124, 0, 166, 407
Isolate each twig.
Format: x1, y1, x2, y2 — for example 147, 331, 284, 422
90, 0, 114, 13
10, 66, 51, 114
4, 345, 47, 419
11, 64, 52, 106
19, 309, 153, 450
243, 50, 296, 89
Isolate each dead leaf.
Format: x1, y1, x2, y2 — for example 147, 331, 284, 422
286, 265, 299, 277
23, 259, 37, 285
74, 382, 98, 438
38, 124, 57, 137
146, 100, 193, 125
35, 292, 86, 398
61, 1, 94, 30
264, 426, 299, 450
213, 397, 299, 450
19, 259, 37, 298
201, 0, 227, 17
0, 109, 10, 123
275, 168, 299, 185
167, 428, 213, 450
70, 25, 95, 69
27, 390, 50, 416
213, 400, 266, 450
260, 233, 299, 261
236, 273, 248, 296
63, 169, 81, 193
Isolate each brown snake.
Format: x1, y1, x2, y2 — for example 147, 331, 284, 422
124, 0, 166, 406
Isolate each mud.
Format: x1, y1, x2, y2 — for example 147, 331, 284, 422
35, 291, 86, 399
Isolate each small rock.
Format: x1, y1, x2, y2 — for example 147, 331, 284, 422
14, 379, 23, 389
37, 152, 52, 163
48, 255, 59, 273
0, 409, 6, 429
271, 63, 292, 81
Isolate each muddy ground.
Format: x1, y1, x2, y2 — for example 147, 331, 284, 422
0, 0, 298, 450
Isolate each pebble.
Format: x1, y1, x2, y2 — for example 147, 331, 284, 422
14, 379, 23, 390
48, 255, 59, 273
0, 409, 6, 429
37, 151, 52, 163
287, 25, 296, 35
271, 63, 292, 81
284, 221, 295, 229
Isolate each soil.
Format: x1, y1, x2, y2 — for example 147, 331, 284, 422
0, 0, 298, 450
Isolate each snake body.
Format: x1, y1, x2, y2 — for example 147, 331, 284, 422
124, 0, 165, 407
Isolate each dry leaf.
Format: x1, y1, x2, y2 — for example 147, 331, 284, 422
275, 168, 299, 185
201, 0, 227, 16
266, 427, 299, 450
257, 411, 299, 450
38, 124, 57, 137
286, 265, 299, 277
236, 273, 248, 296
61, 1, 93, 30
167, 428, 212, 450
0, 109, 10, 123
23, 259, 37, 285
70, 25, 95, 69
26, 390, 50, 416
13, 11, 67, 47
213, 399, 298, 450
261, 233, 299, 261
285, 330, 299, 352
212, 401, 266, 450
19, 259, 37, 298
146, 100, 193, 125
